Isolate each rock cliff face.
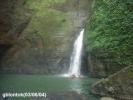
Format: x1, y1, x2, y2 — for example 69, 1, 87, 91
0, 0, 29, 62
0, 0, 90, 74
87, 54, 106, 78
86, 53, 124, 78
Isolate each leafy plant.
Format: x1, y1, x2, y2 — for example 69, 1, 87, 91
85, 0, 133, 67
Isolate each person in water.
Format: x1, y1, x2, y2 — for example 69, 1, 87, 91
70, 74, 76, 79
70, 74, 81, 79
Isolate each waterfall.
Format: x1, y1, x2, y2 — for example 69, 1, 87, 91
68, 29, 84, 77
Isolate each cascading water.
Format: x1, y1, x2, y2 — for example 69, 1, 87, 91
68, 29, 84, 77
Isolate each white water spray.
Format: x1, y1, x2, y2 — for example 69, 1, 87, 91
68, 29, 84, 77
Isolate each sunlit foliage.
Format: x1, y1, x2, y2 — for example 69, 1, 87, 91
85, 0, 133, 65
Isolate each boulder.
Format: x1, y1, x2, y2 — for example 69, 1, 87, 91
91, 66, 133, 100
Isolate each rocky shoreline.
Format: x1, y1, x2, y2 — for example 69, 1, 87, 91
91, 66, 133, 100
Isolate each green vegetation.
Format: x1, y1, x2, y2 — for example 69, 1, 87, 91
85, 0, 133, 70
23, 0, 68, 51
26, 0, 66, 10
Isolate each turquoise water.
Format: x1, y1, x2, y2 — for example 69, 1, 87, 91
0, 75, 99, 100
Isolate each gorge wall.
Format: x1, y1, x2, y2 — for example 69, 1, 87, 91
0, 0, 90, 74
85, 0, 133, 99
85, 0, 133, 77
